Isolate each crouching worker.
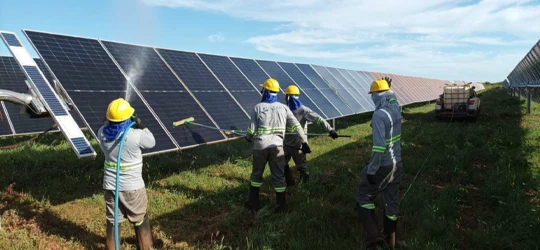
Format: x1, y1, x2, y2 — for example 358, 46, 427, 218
283, 85, 338, 184
98, 98, 162, 250
245, 78, 309, 213
356, 79, 403, 249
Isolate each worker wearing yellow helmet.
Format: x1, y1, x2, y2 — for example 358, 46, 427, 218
98, 98, 161, 249
357, 77, 402, 249
283, 85, 338, 184
244, 78, 308, 213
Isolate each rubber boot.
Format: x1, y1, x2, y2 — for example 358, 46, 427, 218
299, 172, 310, 183
105, 220, 118, 250
134, 214, 157, 250
284, 165, 295, 187
357, 206, 383, 248
383, 216, 397, 250
274, 191, 287, 213
244, 186, 260, 214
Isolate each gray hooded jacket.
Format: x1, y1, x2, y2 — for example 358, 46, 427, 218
366, 90, 402, 175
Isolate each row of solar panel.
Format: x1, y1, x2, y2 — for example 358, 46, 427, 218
505, 39, 540, 88
0, 30, 447, 155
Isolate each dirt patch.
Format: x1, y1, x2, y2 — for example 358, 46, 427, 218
455, 184, 486, 250
526, 189, 540, 205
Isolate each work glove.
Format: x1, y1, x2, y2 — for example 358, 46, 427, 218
367, 173, 377, 186
132, 116, 146, 129
329, 130, 338, 139
384, 76, 392, 87
301, 142, 312, 154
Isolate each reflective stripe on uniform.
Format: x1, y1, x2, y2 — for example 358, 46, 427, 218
389, 97, 397, 102
361, 203, 376, 209
104, 161, 143, 171
385, 134, 401, 144
258, 127, 285, 134
316, 117, 324, 125
286, 124, 300, 132
135, 220, 144, 226
251, 181, 263, 187
386, 214, 398, 221
379, 109, 398, 188
247, 128, 255, 135
275, 187, 286, 192
372, 146, 386, 153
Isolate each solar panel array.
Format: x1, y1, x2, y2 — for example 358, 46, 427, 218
505, 39, 540, 89
0, 29, 451, 156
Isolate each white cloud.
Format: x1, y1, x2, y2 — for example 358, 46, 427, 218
143, 0, 540, 82
208, 33, 225, 43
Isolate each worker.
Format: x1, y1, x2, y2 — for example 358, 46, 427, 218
356, 78, 403, 249
244, 78, 309, 213
98, 98, 161, 250
283, 85, 338, 184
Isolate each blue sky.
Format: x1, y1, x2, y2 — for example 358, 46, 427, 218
1, 0, 540, 82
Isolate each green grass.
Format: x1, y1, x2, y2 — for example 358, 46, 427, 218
0, 85, 539, 249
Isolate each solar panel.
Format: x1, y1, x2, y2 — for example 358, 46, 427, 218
255, 60, 326, 117
0, 56, 58, 134
277, 62, 341, 118
337, 68, 375, 110
311, 65, 366, 113
198, 54, 261, 114
326, 67, 372, 111
1, 33, 21, 47
229, 57, 271, 92
3, 31, 95, 158
348, 70, 384, 107
24, 30, 177, 154
295, 63, 353, 115
156, 49, 250, 132
101, 41, 226, 147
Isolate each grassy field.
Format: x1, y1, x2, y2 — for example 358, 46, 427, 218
0, 85, 539, 249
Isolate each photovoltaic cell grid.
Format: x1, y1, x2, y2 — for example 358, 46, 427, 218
278, 62, 341, 118
228, 57, 273, 96
311, 65, 365, 113
256, 60, 326, 117
101, 41, 226, 147
295, 63, 353, 115
156, 49, 250, 132
1, 33, 21, 47
24, 30, 177, 154
198, 53, 260, 113
326, 67, 372, 111
506, 39, 540, 89
336, 68, 374, 110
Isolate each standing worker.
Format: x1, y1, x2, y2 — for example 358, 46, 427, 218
283, 85, 338, 185
244, 78, 310, 213
98, 98, 161, 250
356, 78, 403, 249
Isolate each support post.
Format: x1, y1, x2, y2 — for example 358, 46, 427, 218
527, 87, 532, 114
332, 119, 335, 129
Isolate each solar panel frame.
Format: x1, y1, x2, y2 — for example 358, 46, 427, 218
100, 40, 227, 148
23, 29, 179, 155
0, 102, 14, 136
277, 61, 342, 119
295, 63, 354, 116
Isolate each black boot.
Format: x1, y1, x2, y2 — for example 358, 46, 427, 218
299, 172, 310, 183
274, 191, 287, 213
134, 214, 162, 250
244, 186, 260, 214
382, 216, 397, 249
105, 220, 118, 250
284, 165, 295, 186
357, 205, 384, 248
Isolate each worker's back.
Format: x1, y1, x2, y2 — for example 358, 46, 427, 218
372, 99, 402, 166
98, 126, 156, 191
284, 105, 315, 148
250, 102, 292, 150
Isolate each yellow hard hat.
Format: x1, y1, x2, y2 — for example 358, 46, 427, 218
369, 79, 390, 94
285, 85, 300, 95
106, 98, 135, 122
260, 78, 280, 92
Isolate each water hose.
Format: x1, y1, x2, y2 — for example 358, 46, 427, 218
114, 121, 136, 250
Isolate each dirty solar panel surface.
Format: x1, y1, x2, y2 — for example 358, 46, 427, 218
326, 67, 372, 112
278, 62, 341, 118
295, 63, 353, 116
0, 56, 58, 134
311, 65, 365, 113
255, 60, 325, 117
229, 57, 272, 98
25, 31, 177, 153
101, 41, 225, 147
198, 54, 260, 114
157, 49, 250, 132
336, 68, 375, 111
